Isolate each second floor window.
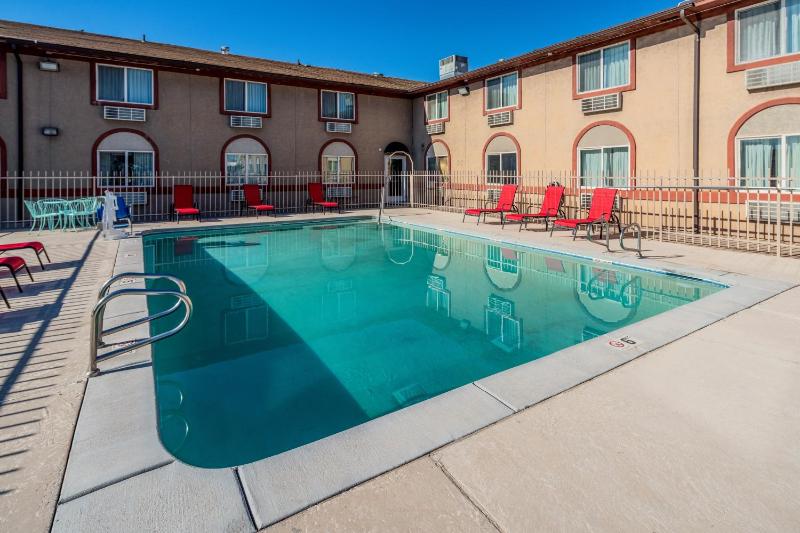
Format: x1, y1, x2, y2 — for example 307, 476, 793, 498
485, 72, 518, 111
225, 79, 268, 114
577, 42, 630, 93
737, 0, 800, 64
97, 65, 153, 105
425, 91, 448, 121
321, 90, 355, 120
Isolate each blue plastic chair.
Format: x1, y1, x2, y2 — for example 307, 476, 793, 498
97, 196, 133, 233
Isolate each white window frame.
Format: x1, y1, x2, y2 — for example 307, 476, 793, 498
735, 0, 799, 65
484, 72, 519, 112
320, 90, 356, 121
224, 152, 269, 185
96, 150, 155, 188
322, 155, 356, 183
223, 78, 269, 114
575, 40, 632, 95
425, 91, 449, 122
736, 133, 800, 189
485, 151, 519, 184
95, 64, 154, 105
577, 144, 631, 188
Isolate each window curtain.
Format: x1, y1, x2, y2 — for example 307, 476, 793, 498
604, 147, 629, 187
579, 51, 602, 92
501, 153, 518, 180
98, 66, 125, 102
127, 68, 153, 104
225, 80, 246, 111
603, 43, 629, 88
580, 149, 602, 187
501, 74, 517, 107
788, 0, 800, 53
739, 1, 781, 62
246, 83, 267, 113
340, 156, 354, 176
425, 95, 436, 119
226, 154, 246, 184
487, 154, 502, 182
128, 152, 154, 186
339, 93, 355, 119
787, 136, 800, 185
486, 77, 503, 109
321, 91, 338, 118
98, 152, 125, 177
247, 154, 268, 183
740, 138, 780, 187
436, 92, 447, 119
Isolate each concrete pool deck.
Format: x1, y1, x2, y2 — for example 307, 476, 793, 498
2, 208, 799, 532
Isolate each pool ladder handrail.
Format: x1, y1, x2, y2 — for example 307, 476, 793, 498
90, 273, 193, 376
619, 223, 643, 258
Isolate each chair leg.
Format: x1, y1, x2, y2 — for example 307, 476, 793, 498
35, 250, 45, 270
8, 269, 22, 292
24, 264, 34, 282
462, 214, 466, 223
0, 286, 8, 308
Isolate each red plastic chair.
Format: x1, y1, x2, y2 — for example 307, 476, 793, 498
551, 188, 620, 239
463, 184, 518, 225
0, 241, 50, 270
307, 183, 340, 213
242, 184, 275, 218
172, 185, 201, 223
503, 185, 565, 231
0, 256, 34, 293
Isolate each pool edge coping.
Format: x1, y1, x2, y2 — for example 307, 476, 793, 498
52, 215, 798, 531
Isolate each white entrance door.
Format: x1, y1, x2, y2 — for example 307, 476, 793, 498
386, 156, 407, 204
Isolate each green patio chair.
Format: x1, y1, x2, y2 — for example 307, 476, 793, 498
24, 200, 46, 233
36, 199, 66, 233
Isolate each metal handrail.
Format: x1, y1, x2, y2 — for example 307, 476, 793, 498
619, 223, 643, 258
99, 272, 187, 298
90, 277, 192, 376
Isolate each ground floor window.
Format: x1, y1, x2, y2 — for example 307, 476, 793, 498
321, 141, 356, 183
425, 142, 449, 175
484, 135, 519, 185
225, 153, 268, 185
738, 135, 800, 188
98, 151, 154, 187
579, 146, 629, 188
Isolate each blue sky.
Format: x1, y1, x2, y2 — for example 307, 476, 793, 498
1, 0, 677, 81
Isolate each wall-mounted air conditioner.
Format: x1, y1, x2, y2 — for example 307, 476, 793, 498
487, 110, 513, 127
103, 106, 146, 122
581, 93, 622, 114
746, 200, 800, 223
115, 191, 148, 206
230, 116, 263, 128
581, 192, 622, 210
426, 122, 445, 135
326, 186, 353, 198
325, 122, 352, 133
746, 61, 800, 91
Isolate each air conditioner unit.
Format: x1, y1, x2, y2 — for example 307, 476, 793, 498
115, 191, 148, 206
746, 200, 800, 223
229, 189, 245, 202
426, 122, 445, 135
580, 192, 622, 210
487, 188, 502, 203
325, 122, 352, 133
326, 186, 353, 198
581, 93, 622, 114
230, 115, 263, 128
103, 106, 146, 122
745, 61, 800, 90
487, 110, 513, 127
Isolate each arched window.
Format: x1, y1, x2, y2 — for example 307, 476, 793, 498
320, 140, 356, 183
574, 122, 633, 188
223, 136, 269, 185
483, 134, 519, 185
94, 130, 156, 187
425, 141, 450, 174
733, 102, 800, 189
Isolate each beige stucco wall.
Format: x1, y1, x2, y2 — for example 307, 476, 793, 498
0, 54, 411, 175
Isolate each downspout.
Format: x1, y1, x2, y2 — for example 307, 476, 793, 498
679, 1, 701, 233
12, 45, 23, 221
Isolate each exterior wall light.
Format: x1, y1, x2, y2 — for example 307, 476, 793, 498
457, 86, 470, 96
38, 60, 60, 72
41, 127, 60, 136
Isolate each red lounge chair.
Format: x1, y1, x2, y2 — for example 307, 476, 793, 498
242, 184, 275, 217
551, 187, 620, 239
0, 241, 51, 270
0, 256, 34, 292
307, 183, 340, 213
463, 184, 518, 225
172, 185, 201, 223
503, 185, 565, 231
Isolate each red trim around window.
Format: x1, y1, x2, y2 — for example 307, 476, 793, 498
572, 40, 636, 100
219, 134, 272, 176
483, 71, 523, 116
0, 51, 7, 100
424, 140, 451, 169
571, 120, 637, 176
91, 128, 160, 176
318, 138, 359, 172
481, 132, 522, 174
424, 90, 450, 125
317, 89, 359, 123
90, 61, 159, 110
726, 97, 800, 176
726, 2, 800, 73
219, 77, 272, 117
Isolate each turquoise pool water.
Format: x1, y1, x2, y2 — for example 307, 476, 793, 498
143, 219, 722, 468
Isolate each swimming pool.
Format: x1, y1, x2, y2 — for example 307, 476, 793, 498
143, 219, 723, 468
